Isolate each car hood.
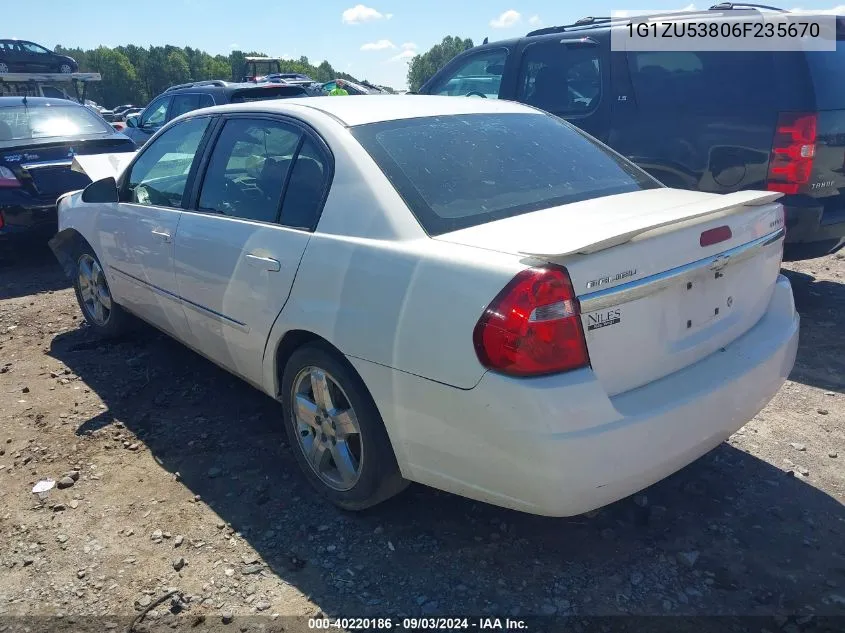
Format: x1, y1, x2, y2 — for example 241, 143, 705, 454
70, 150, 137, 181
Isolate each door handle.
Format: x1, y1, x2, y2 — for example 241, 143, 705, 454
151, 229, 172, 243
245, 253, 281, 272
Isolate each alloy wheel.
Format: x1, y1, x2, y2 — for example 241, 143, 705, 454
77, 254, 112, 326
291, 366, 363, 491
60, 64, 73, 74
0, 63, 8, 75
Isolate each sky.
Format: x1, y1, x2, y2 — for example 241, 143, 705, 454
5, 0, 845, 90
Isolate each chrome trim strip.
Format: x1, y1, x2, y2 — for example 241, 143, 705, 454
578, 229, 785, 313
109, 265, 250, 333
21, 159, 74, 170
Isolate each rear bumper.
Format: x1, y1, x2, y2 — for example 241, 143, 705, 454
350, 275, 799, 517
0, 200, 58, 246
782, 202, 845, 260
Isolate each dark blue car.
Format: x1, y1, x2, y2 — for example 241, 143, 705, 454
0, 97, 135, 254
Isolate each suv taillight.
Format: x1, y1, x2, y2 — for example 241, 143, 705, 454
0, 166, 20, 188
767, 112, 818, 195
473, 265, 590, 376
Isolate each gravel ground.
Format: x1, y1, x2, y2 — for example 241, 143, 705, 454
0, 246, 843, 632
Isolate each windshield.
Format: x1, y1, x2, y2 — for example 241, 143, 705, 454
0, 104, 113, 141
352, 113, 660, 235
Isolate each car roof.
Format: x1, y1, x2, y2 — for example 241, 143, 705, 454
198, 95, 537, 127
0, 96, 82, 108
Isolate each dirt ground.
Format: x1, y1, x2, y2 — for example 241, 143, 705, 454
0, 245, 843, 632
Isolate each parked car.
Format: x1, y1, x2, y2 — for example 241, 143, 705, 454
321, 79, 379, 96
0, 97, 134, 253
119, 107, 143, 121
123, 80, 311, 147
257, 73, 324, 95
49, 95, 798, 516
419, 7, 845, 261
0, 40, 78, 74
110, 104, 136, 118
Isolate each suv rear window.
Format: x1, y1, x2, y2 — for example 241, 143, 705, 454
230, 86, 307, 102
352, 113, 659, 235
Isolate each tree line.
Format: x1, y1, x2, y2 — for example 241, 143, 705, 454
406, 36, 474, 92
53, 45, 361, 108
49, 35, 476, 107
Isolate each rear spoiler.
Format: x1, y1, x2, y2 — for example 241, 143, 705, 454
70, 152, 137, 182
519, 190, 783, 258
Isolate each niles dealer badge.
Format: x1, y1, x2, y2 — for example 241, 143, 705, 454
586, 309, 622, 331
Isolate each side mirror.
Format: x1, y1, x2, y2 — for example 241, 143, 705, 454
81, 177, 119, 204
125, 115, 139, 128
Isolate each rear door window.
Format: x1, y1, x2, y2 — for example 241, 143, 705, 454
627, 51, 774, 112
427, 49, 508, 99
198, 118, 302, 223
352, 112, 658, 235
516, 42, 603, 116
279, 138, 330, 230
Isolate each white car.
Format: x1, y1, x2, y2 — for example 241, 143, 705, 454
49, 96, 799, 517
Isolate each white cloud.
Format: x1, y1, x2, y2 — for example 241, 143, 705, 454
389, 49, 417, 62
401, 42, 418, 50
229, 43, 240, 50
342, 4, 391, 24
612, 4, 696, 17
790, 5, 845, 13
361, 39, 396, 50
528, 15, 543, 27
490, 9, 521, 28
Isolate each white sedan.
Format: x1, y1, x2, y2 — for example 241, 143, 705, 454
50, 96, 799, 516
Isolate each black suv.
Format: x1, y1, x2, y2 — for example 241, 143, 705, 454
124, 80, 310, 147
0, 40, 78, 74
420, 5, 845, 260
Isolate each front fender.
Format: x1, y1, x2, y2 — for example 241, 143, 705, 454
48, 190, 87, 279
48, 228, 83, 279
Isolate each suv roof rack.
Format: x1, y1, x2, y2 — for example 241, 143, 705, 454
526, 4, 783, 37
709, 2, 787, 11
165, 79, 228, 92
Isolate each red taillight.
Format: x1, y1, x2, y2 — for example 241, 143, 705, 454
0, 166, 20, 188
767, 112, 817, 195
473, 265, 590, 376
700, 225, 732, 247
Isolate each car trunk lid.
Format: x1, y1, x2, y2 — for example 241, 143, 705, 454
435, 188, 786, 395
0, 136, 134, 196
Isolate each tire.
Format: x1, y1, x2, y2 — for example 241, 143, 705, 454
72, 245, 134, 338
58, 63, 73, 74
281, 343, 408, 511
0, 63, 8, 74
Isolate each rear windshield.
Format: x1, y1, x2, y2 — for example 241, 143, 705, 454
230, 86, 307, 103
0, 104, 112, 141
351, 113, 659, 235
805, 41, 845, 109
